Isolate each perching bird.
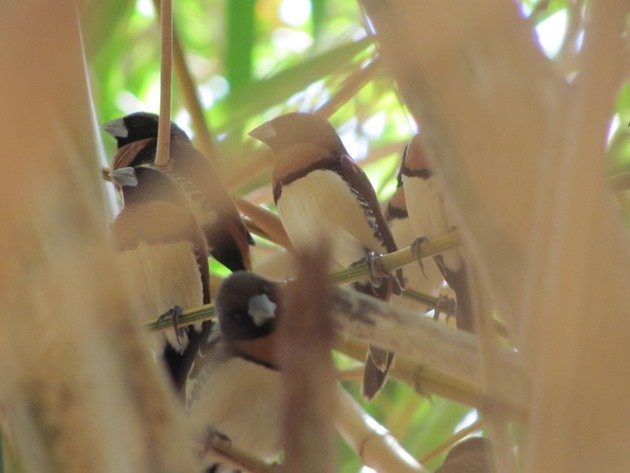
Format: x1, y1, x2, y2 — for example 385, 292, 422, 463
103, 112, 254, 272
249, 112, 399, 399
400, 135, 474, 331
186, 271, 283, 469
110, 165, 212, 391
384, 185, 445, 314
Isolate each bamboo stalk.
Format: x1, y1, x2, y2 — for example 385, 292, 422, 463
328, 231, 462, 284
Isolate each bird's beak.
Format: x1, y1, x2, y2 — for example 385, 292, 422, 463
102, 118, 128, 138
110, 167, 138, 188
248, 294, 277, 326
248, 121, 276, 142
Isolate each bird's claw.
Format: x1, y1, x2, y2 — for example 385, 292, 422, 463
365, 251, 388, 291
199, 426, 232, 459
411, 237, 429, 277
157, 305, 185, 344
433, 294, 457, 323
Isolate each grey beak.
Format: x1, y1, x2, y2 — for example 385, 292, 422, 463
248, 294, 277, 326
102, 118, 128, 138
248, 121, 276, 142
110, 167, 138, 188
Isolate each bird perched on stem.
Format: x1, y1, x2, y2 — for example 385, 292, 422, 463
187, 271, 283, 470
103, 112, 253, 272
400, 135, 474, 331
110, 165, 212, 391
385, 185, 445, 315
249, 112, 400, 399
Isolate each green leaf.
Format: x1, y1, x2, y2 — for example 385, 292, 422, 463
226, 0, 256, 90
209, 37, 373, 132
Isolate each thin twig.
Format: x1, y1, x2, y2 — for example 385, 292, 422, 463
419, 418, 485, 463
152, 0, 219, 165
154, 0, 173, 168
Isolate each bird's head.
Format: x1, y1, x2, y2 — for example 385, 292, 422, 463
103, 112, 190, 148
215, 271, 282, 341
401, 134, 431, 175
248, 112, 346, 155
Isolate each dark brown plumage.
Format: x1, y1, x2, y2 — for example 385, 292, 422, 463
104, 112, 253, 272
249, 112, 400, 399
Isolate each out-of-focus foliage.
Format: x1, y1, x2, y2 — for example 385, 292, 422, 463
83, 0, 630, 470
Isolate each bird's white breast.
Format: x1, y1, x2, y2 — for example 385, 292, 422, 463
115, 241, 203, 351
277, 170, 383, 269
187, 357, 282, 461
389, 216, 444, 312
402, 175, 463, 271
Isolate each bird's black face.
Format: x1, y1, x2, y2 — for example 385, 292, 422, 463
215, 272, 282, 341
104, 112, 191, 148
249, 112, 346, 154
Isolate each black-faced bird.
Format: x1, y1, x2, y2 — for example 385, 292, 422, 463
186, 271, 283, 469
110, 165, 212, 391
104, 112, 253, 272
249, 112, 399, 399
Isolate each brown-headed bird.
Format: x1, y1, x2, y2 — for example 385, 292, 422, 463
249, 112, 399, 399
385, 185, 445, 314
400, 135, 474, 331
186, 271, 283, 469
104, 112, 254, 272
111, 165, 212, 391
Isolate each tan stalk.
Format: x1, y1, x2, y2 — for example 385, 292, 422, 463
154, 0, 173, 168
236, 198, 295, 250
335, 386, 428, 473
280, 247, 336, 473
419, 419, 485, 463
152, 0, 219, 165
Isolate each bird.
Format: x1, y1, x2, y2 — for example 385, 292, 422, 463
186, 271, 283, 470
110, 165, 212, 391
103, 112, 254, 272
400, 134, 474, 331
249, 112, 400, 399
384, 185, 445, 315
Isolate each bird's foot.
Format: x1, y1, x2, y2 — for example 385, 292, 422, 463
365, 251, 388, 291
433, 294, 457, 323
157, 305, 185, 345
411, 237, 429, 277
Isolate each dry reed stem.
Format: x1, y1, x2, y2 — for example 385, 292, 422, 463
280, 247, 335, 473
0, 3, 199, 471
419, 419, 485, 463
152, 0, 219, 165
154, 0, 172, 168
236, 198, 295, 250
335, 386, 427, 473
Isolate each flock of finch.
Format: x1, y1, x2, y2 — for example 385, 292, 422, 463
104, 111, 472, 469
